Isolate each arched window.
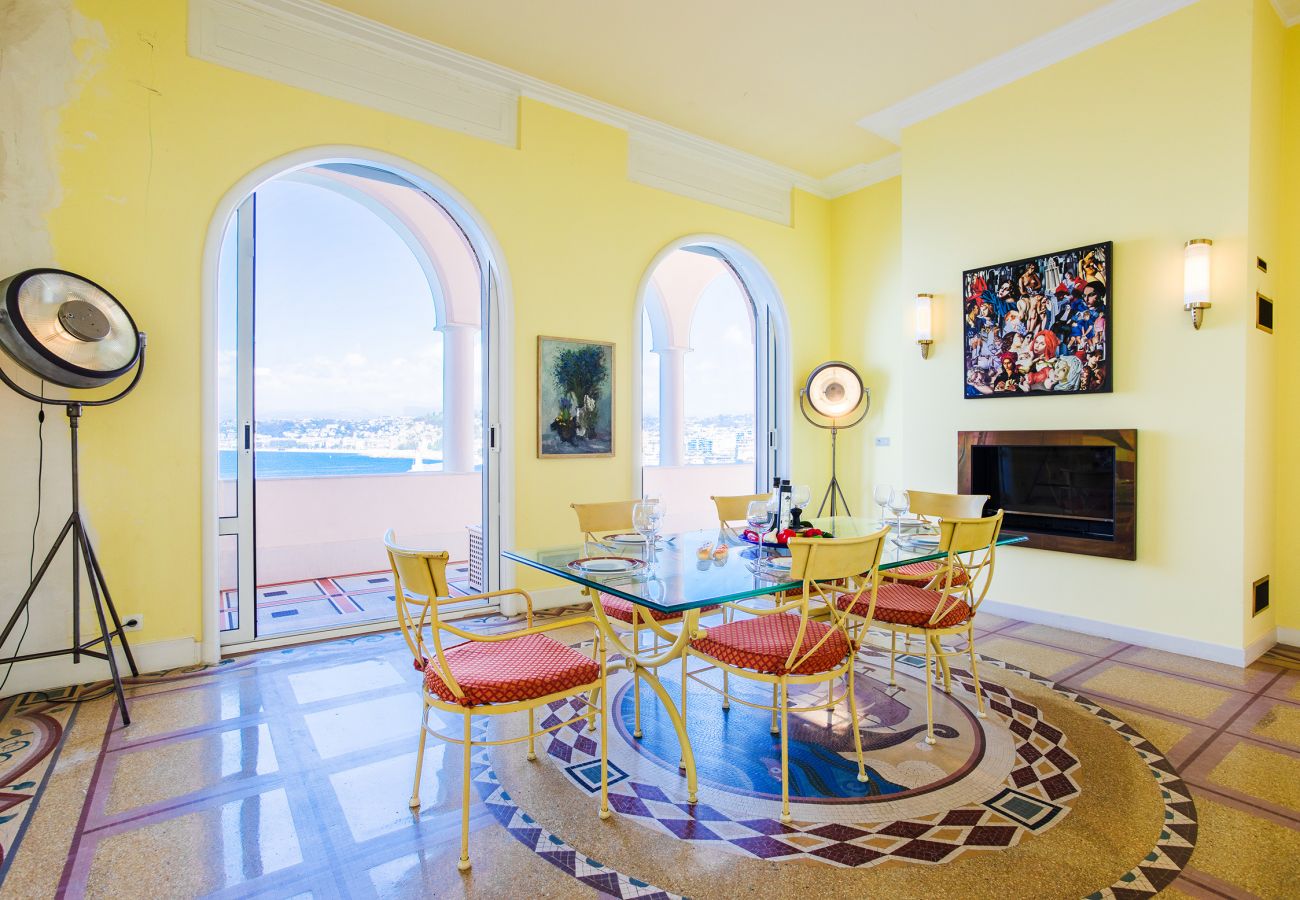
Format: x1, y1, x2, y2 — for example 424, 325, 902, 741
638, 241, 789, 530
213, 157, 507, 647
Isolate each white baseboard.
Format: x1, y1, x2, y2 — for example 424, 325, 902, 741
980, 600, 1258, 668
1243, 631, 1278, 667
1276, 626, 1300, 648
0, 636, 201, 697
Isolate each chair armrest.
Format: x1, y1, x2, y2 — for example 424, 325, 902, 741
440, 614, 598, 643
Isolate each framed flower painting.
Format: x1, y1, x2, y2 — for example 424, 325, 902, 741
537, 336, 614, 458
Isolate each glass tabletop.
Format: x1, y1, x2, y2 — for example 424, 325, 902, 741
503, 517, 1027, 615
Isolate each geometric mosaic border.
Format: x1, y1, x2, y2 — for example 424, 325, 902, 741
484, 653, 1196, 898
471, 725, 683, 900
540, 664, 1079, 869
979, 656, 1197, 899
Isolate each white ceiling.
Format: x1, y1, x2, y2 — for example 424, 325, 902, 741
326, 0, 1120, 177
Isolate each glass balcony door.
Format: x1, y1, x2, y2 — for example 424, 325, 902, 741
216, 163, 503, 647
217, 196, 257, 645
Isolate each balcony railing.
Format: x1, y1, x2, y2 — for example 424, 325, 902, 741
219, 470, 482, 588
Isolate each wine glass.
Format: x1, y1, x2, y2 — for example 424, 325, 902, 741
873, 485, 894, 525
746, 499, 774, 566
633, 499, 665, 560
888, 489, 910, 531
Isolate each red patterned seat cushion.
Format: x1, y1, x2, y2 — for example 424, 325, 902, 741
690, 614, 849, 675
598, 592, 718, 624
423, 632, 599, 707
840, 583, 971, 629
883, 561, 969, 587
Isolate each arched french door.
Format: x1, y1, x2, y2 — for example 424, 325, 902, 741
205, 152, 511, 651
634, 237, 792, 532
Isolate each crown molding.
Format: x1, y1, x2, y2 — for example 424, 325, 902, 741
187, 0, 841, 224
188, 0, 520, 146
818, 154, 902, 199
1271, 0, 1300, 26
857, 0, 1199, 144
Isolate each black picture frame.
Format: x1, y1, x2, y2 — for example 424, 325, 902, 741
962, 240, 1113, 399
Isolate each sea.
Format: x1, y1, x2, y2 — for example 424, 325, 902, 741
219, 450, 442, 479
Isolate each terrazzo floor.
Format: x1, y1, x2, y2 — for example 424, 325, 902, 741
0, 608, 1296, 898
220, 566, 475, 638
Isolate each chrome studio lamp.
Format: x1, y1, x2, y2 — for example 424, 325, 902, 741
0, 268, 146, 725
799, 361, 869, 518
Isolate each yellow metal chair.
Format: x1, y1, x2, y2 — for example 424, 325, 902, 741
882, 490, 989, 588
684, 527, 889, 823
385, 530, 610, 872
710, 493, 771, 539
571, 500, 718, 736
841, 511, 1003, 745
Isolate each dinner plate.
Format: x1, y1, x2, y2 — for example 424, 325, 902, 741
568, 556, 645, 574
761, 557, 794, 572
605, 533, 657, 545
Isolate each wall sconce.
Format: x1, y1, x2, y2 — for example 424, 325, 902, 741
1183, 239, 1212, 330
915, 293, 934, 358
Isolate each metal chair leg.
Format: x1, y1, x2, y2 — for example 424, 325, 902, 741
458, 713, 473, 871
599, 634, 612, 820
678, 651, 688, 771
889, 630, 898, 686
409, 702, 429, 808
847, 665, 868, 783
968, 626, 987, 718
933, 634, 953, 694
527, 707, 537, 761
770, 683, 780, 734
779, 680, 792, 823
633, 665, 644, 738
923, 636, 937, 745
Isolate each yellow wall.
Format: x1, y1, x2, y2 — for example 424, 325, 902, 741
828, 176, 903, 508
3, 0, 1292, 668
1276, 23, 1300, 638
1243, 0, 1284, 648
833, 0, 1266, 656
3, 0, 834, 653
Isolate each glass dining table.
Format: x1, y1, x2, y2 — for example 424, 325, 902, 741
503, 516, 1026, 804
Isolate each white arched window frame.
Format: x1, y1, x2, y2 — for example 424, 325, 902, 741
200, 146, 515, 660
632, 236, 792, 497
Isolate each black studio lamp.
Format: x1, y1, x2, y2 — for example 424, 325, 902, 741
0, 268, 147, 724
799, 361, 869, 518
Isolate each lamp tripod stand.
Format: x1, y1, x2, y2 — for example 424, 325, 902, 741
799, 361, 870, 520
815, 424, 854, 518
0, 342, 146, 726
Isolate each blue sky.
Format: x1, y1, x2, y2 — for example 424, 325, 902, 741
221, 176, 751, 422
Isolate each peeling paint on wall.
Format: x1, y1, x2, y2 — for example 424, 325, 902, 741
0, 0, 107, 682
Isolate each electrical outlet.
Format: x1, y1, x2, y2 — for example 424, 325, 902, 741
875, 437, 891, 447
123, 614, 144, 632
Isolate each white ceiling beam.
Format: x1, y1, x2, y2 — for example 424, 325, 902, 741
857, 0, 1200, 144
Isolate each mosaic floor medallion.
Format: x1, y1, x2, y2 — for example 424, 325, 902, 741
489, 635, 1198, 898
537, 654, 1078, 865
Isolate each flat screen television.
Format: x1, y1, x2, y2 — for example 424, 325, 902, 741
959, 429, 1136, 559
969, 444, 1116, 541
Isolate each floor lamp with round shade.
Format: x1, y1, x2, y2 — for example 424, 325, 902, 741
0, 268, 146, 725
799, 361, 869, 518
